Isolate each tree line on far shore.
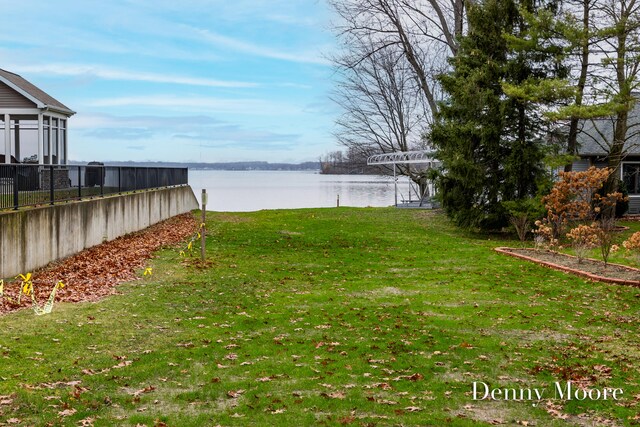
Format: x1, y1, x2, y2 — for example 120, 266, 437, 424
319, 148, 387, 175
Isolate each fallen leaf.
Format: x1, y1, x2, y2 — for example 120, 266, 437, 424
78, 417, 95, 426
58, 408, 77, 417
0, 214, 197, 316
227, 390, 245, 398
132, 385, 156, 397
113, 360, 132, 369
176, 342, 194, 348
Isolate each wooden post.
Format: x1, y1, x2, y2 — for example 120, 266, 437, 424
337, 194, 340, 207
201, 189, 207, 261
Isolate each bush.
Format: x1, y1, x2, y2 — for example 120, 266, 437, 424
502, 199, 545, 243
566, 223, 599, 263
623, 231, 640, 266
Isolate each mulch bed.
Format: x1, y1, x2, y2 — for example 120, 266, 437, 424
496, 247, 640, 286
0, 212, 198, 315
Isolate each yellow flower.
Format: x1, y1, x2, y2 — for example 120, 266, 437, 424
57, 281, 65, 289
18, 272, 32, 282
22, 282, 33, 296
143, 267, 153, 276
187, 241, 193, 251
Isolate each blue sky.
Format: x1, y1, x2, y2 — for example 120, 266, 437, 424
1, 1, 338, 163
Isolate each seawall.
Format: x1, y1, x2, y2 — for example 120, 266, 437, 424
0, 186, 198, 278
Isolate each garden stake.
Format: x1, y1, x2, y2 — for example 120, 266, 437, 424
201, 189, 207, 261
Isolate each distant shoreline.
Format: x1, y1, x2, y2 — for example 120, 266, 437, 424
70, 160, 321, 172
68, 160, 388, 175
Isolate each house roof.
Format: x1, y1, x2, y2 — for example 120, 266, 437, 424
0, 69, 75, 116
575, 94, 640, 156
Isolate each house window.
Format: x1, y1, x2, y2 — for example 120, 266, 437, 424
623, 163, 640, 194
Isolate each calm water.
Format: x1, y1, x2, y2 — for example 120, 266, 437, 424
188, 170, 416, 212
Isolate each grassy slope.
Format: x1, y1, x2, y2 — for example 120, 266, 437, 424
0, 208, 639, 426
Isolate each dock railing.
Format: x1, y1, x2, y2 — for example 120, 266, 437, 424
0, 164, 189, 210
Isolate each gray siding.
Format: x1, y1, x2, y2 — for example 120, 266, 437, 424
572, 159, 591, 172
594, 161, 608, 169
0, 82, 36, 108
629, 196, 640, 214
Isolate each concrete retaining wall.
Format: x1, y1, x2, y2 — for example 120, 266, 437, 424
0, 185, 198, 278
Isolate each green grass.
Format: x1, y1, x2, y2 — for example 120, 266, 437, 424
1, 208, 639, 426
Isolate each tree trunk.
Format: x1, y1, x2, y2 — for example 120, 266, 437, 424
605, 110, 628, 196
564, 0, 591, 172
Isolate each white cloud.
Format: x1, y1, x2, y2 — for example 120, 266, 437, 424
189, 27, 331, 66
84, 95, 301, 116
8, 63, 257, 88
69, 112, 303, 155
72, 113, 221, 129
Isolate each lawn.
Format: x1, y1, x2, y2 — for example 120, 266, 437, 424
1, 208, 639, 426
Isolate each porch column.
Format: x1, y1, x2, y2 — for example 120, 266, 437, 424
37, 113, 43, 164
3, 114, 10, 164
47, 115, 52, 165
14, 119, 20, 162
63, 121, 68, 165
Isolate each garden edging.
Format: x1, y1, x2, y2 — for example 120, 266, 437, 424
495, 247, 640, 287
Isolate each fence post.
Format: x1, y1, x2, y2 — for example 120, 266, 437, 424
201, 189, 207, 262
12, 165, 18, 210
49, 166, 54, 205
118, 167, 122, 194
100, 166, 104, 197
77, 166, 82, 200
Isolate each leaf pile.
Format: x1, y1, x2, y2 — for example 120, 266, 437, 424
0, 212, 197, 315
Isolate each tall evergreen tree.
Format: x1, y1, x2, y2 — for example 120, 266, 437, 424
502, 0, 567, 197
431, 0, 556, 229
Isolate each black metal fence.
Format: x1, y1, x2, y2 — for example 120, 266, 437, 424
0, 164, 188, 210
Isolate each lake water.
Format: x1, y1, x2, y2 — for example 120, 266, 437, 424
188, 170, 417, 212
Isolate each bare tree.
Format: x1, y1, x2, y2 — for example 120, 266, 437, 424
328, 0, 473, 193
328, 0, 470, 126
561, 0, 599, 171
331, 41, 426, 180
587, 0, 640, 196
